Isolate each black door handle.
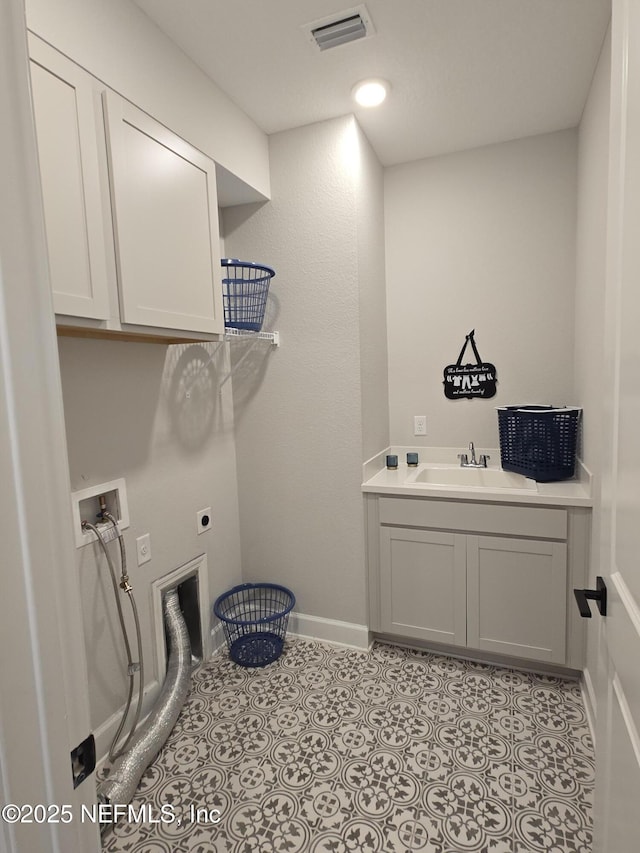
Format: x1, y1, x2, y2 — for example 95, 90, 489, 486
574, 576, 607, 618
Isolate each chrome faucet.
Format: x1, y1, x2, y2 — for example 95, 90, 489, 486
458, 442, 490, 468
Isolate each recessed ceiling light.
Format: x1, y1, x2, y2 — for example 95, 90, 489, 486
351, 78, 389, 108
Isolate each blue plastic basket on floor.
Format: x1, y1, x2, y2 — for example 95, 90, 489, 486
213, 583, 295, 667
221, 258, 275, 332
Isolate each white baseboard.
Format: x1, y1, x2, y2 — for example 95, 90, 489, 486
581, 666, 597, 745
210, 622, 226, 655
287, 612, 370, 650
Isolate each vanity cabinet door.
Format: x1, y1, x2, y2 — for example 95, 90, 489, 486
466, 535, 567, 664
103, 92, 224, 335
379, 527, 467, 646
29, 37, 110, 320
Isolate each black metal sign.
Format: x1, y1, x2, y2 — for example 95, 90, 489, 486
443, 330, 497, 399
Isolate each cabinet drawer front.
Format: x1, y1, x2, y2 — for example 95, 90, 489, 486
379, 497, 567, 540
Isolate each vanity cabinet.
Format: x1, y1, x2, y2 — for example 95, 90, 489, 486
29, 36, 224, 341
369, 495, 588, 669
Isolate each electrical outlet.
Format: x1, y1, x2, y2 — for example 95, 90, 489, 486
414, 415, 427, 436
197, 507, 212, 535
136, 533, 151, 566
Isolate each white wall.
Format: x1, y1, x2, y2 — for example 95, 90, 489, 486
574, 26, 611, 718
385, 130, 578, 450
57, 337, 242, 743
26, 0, 270, 200
223, 115, 387, 626
356, 122, 390, 460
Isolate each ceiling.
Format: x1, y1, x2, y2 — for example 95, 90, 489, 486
133, 0, 611, 167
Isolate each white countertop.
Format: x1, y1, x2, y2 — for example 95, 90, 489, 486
362, 447, 593, 507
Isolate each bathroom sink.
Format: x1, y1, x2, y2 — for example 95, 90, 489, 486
407, 466, 537, 491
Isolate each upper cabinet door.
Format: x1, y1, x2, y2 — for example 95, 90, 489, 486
103, 92, 224, 334
29, 37, 110, 320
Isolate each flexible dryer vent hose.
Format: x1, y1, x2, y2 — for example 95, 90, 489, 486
97, 588, 191, 811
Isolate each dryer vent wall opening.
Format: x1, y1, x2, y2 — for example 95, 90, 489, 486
176, 574, 203, 667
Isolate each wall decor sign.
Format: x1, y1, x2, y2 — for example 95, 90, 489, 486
443, 329, 497, 399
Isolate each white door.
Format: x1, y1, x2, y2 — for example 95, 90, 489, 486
0, 2, 98, 851
595, 1, 640, 849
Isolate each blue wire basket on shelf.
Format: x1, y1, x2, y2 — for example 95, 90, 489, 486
213, 582, 295, 668
221, 258, 275, 332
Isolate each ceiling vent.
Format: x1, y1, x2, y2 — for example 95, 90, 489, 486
304, 5, 375, 52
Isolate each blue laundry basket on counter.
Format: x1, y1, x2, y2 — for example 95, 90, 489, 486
221, 258, 275, 332
213, 583, 295, 667
497, 405, 581, 482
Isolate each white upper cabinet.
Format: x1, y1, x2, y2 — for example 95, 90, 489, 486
103, 92, 224, 335
29, 37, 110, 320
29, 36, 225, 340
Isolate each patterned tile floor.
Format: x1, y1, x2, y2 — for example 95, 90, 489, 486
101, 639, 594, 853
